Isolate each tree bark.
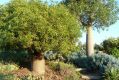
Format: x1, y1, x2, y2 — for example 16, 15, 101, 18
32, 52, 45, 80
86, 25, 94, 56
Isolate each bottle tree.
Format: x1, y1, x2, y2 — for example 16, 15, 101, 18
0, 0, 81, 79
63, 0, 119, 56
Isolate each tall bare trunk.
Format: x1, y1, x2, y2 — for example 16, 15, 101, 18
32, 52, 45, 80
86, 26, 94, 56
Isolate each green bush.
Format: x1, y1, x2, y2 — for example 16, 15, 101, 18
104, 67, 119, 80
0, 62, 19, 80
49, 61, 75, 71
0, 63, 19, 72
59, 52, 119, 79
66, 52, 95, 71
0, 50, 31, 69
91, 53, 119, 73
110, 48, 119, 58
102, 38, 119, 56
67, 53, 119, 74
0, 50, 30, 64
48, 61, 80, 80
0, 73, 18, 80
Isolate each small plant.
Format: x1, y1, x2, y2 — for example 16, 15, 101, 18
103, 67, 119, 80
48, 61, 75, 71
19, 74, 43, 80
48, 61, 80, 80
0, 63, 19, 72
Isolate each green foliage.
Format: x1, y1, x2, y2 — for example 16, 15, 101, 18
66, 52, 93, 70
64, 73, 80, 80
90, 53, 119, 73
102, 37, 119, 57
0, 63, 19, 72
0, 73, 43, 80
48, 61, 74, 71
94, 44, 103, 53
48, 61, 80, 80
63, 0, 119, 56
0, 50, 30, 63
63, 0, 119, 29
104, 67, 119, 80
67, 52, 119, 74
110, 47, 119, 58
0, 0, 81, 55
0, 63, 19, 80
0, 50, 31, 69
0, 73, 18, 80
18, 74, 43, 80
64, 52, 119, 79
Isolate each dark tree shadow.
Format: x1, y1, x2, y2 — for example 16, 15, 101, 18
0, 49, 32, 70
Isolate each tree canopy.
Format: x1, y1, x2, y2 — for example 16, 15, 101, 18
63, 0, 119, 30
0, 0, 81, 55
63, 0, 119, 56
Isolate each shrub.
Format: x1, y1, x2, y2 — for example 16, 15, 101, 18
0, 73, 18, 80
64, 52, 119, 79
102, 37, 119, 55
0, 50, 30, 64
0, 63, 19, 72
0, 50, 31, 69
48, 61, 76, 71
67, 52, 119, 73
103, 67, 119, 80
66, 52, 95, 71
110, 48, 119, 58
48, 61, 80, 80
90, 53, 119, 74
0, 62, 19, 80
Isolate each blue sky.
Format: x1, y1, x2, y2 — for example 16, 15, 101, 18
0, 0, 119, 44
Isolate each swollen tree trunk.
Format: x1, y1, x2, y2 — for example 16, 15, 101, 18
86, 26, 94, 56
32, 52, 45, 80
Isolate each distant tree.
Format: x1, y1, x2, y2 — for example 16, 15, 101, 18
63, 0, 119, 56
0, 0, 81, 79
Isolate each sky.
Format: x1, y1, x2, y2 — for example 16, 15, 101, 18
0, 0, 119, 44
